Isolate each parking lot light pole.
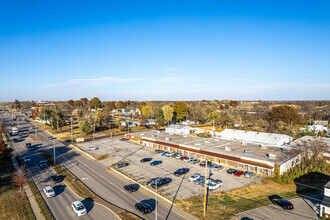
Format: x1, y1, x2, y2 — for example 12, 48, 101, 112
53, 137, 56, 164
204, 160, 208, 218
156, 172, 168, 220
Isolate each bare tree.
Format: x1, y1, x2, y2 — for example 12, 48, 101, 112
13, 167, 27, 192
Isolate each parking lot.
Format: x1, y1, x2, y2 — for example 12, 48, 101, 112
77, 137, 262, 200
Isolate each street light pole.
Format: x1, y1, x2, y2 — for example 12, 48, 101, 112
204, 160, 208, 218
93, 119, 96, 141
53, 138, 56, 164
71, 116, 73, 143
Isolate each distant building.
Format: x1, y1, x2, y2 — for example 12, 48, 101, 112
165, 124, 193, 135
320, 181, 330, 218
112, 108, 141, 117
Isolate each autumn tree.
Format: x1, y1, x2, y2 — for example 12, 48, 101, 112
67, 100, 75, 106
13, 167, 27, 192
90, 97, 102, 109
79, 120, 92, 134
162, 105, 174, 125
173, 102, 188, 121
14, 100, 21, 109
141, 105, 152, 118
80, 98, 89, 106
116, 101, 125, 109
267, 105, 303, 128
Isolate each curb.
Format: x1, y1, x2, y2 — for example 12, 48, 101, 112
69, 144, 96, 160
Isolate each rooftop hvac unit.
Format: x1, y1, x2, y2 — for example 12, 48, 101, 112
165, 137, 171, 141
141, 133, 146, 136
152, 134, 157, 138
241, 141, 247, 146
214, 139, 220, 142
195, 143, 201, 146
267, 153, 277, 159
204, 141, 211, 144
259, 144, 267, 149
225, 146, 231, 151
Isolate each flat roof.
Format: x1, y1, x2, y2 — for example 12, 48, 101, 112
129, 130, 291, 168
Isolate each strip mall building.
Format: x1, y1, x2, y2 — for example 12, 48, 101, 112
126, 127, 296, 177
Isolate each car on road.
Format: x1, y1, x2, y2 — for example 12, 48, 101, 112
135, 202, 152, 214
174, 168, 190, 176
87, 146, 99, 151
23, 156, 31, 162
214, 165, 224, 171
150, 160, 162, 166
51, 175, 63, 183
39, 160, 47, 168
194, 176, 205, 185
124, 184, 139, 193
120, 138, 129, 141
244, 171, 255, 178
43, 186, 55, 198
154, 149, 164, 154
150, 178, 172, 189
189, 173, 201, 182
140, 158, 152, 163
227, 168, 236, 174
234, 170, 244, 176
114, 162, 129, 168
272, 199, 294, 210
72, 200, 87, 216
64, 140, 72, 143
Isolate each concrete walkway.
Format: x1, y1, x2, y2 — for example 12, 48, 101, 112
11, 151, 45, 220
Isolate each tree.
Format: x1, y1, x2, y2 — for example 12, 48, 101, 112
67, 100, 75, 106
14, 100, 21, 109
267, 105, 303, 128
116, 101, 125, 109
90, 97, 102, 109
155, 108, 164, 127
80, 98, 89, 106
79, 120, 92, 134
162, 105, 174, 125
0, 141, 12, 161
74, 100, 83, 107
141, 105, 152, 118
173, 102, 188, 121
13, 167, 27, 192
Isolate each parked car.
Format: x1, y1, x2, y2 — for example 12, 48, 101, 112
180, 156, 188, 161
183, 157, 191, 162
194, 176, 205, 185
72, 200, 87, 216
51, 175, 63, 183
199, 161, 211, 167
244, 171, 255, 178
175, 154, 183, 159
174, 168, 190, 176
146, 177, 161, 186
207, 163, 215, 169
23, 156, 31, 162
39, 160, 47, 168
120, 138, 129, 141
140, 158, 152, 163
227, 169, 236, 174
48, 136, 54, 140
114, 162, 129, 168
161, 151, 170, 156
207, 181, 222, 191
234, 170, 244, 177
214, 179, 223, 185
272, 199, 294, 210
12, 138, 18, 142
87, 146, 99, 151
171, 153, 181, 158
189, 173, 201, 182
214, 165, 224, 171
29, 126, 34, 130
154, 149, 164, 154
124, 184, 139, 193
28, 146, 35, 151
189, 158, 200, 164
43, 186, 55, 198
150, 160, 162, 166
135, 202, 152, 214
150, 178, 172, 188
64, 140, 72, 143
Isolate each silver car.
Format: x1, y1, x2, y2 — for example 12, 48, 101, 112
194, 176, 205, 185
244, 171, 255, 178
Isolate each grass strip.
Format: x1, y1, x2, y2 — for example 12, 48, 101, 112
117, 210, 141, 220
15, 156, 54, 220
95, 154, 113, 161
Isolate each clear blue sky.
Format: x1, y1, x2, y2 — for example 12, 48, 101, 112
0, 0, 329, 101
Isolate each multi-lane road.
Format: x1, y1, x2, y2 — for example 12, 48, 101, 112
2, 111, 187, 220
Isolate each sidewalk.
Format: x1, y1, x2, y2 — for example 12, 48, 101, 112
11, 153, 45, 220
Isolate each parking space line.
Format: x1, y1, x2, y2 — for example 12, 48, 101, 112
168, 190, 184, 198
162, 187, 177, 194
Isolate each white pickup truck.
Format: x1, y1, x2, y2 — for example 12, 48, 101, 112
12, 127, 18, 134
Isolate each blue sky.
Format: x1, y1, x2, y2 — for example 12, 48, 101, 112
0, 0, 329, 101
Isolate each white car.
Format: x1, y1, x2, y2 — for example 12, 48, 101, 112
189, 173, 201, 182
23, 156, 31, 162
175, 154, 182, 159
43, 186, 55, 198
184, 157, 192, 162
72, 201, 87, 216
208, 181, 222, 191
87, 147, 99, 151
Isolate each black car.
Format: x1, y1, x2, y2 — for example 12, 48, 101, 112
154, 149, 164, 154
114, 162, 129, 169
51, 175, 63, 183
13, 138, 18, 142
150, 178, 172, 189
124, 184, 139, 193
140, 158, 152, 163
174, 168, 190, 176
27, 146, 35, 151
227, 168, 236, 174
199, 161, 211, 167
135, 202, 152, 214
272, 199, 294, 210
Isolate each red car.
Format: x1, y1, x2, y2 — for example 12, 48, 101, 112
234, 170, 244, 176
180, 156, 188, 160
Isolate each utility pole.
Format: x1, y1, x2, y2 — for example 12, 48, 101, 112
203, 160, 208, 218
35, 123, 38, 140
93, 118, 96, 141
71, 116, 73, 143
111, 132, 113, 166
53, 138, 56, 164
